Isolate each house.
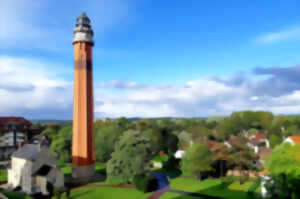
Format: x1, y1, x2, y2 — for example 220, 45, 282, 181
7, 144, 64, 195
0, 117, 32, 159
174, 150, 186, 159
283, 136, 300, 146
247, 133, 270, 153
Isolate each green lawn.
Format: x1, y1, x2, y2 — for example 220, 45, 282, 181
161, 192, 201, 199
0, 169, 7, 182
52, 177, 260, 199
52, 187, 151, 199
59, 162, 106, 176
160, 178, 260, 199
0, 189, 31, 199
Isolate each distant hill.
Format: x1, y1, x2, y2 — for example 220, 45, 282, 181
30, 120, 72, 126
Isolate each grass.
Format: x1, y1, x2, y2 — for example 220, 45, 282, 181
0, 169, 7, 182
161, 192, 201, 199
59, 162, 106, 176
160, 178, 261, 199
0, 188, 31, 199
51, 177, 260, 199
52, 187, 151, 199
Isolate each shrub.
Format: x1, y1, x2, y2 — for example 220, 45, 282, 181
53, 188, 61, 199
247, 178, 260, 195
133, 174, 158, 193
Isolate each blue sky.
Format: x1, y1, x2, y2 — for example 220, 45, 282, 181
2, 0, 300, 119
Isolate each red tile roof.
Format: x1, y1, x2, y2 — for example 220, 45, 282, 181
0, 117, 31, 126
289, 136, 300, 144
248, 133, 266, 140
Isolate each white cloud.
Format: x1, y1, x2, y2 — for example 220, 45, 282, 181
0, 56, 73, 118
2, 56, 300, 119
255, 26, 300, 44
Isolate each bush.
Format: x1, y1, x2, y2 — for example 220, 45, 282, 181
53, 188, 61, 199
133, 174, 158, 193
247, 178, 260, 195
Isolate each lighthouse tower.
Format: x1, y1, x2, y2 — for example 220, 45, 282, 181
72, 12, 95, 183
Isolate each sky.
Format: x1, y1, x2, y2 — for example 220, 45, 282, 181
2, 0, 300, 119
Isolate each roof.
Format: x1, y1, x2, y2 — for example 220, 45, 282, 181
0, 117, 31, 126
228, 136, 242, 145
289, 136, 300, 144
12, 144, 40, 161
32, 165, 52, 176
248, 133, 266, 140
250, 138, 261, 146
259, 169, 269, 175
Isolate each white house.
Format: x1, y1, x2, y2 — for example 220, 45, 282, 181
174, 150, 186, 159
283, 136, 300, 146
7, 144, 64, 195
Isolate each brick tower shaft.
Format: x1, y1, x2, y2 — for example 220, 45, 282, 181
72, 42, 94, 165
72, 13, 95, 183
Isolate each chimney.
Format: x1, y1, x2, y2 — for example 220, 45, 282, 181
18, 141, 25, 148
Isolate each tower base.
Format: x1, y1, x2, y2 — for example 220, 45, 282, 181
72, 164, 95, 184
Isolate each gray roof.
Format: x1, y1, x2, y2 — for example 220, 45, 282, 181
12, 144, 40, 161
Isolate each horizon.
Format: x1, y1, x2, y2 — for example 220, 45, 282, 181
2, 1, 300, 119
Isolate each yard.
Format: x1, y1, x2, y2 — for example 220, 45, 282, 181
161, 178, 260, 199
0, 169, 7, 183
50, 177, 260, 199
1, 163, 260, 199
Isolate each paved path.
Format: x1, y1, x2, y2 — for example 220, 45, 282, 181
147, 186, 170, 199
170, 189, 225, 199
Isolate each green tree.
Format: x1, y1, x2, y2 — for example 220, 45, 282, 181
177, 131, 192, 150
264, 143, 300, 199
230, 135, 258, 183
40, 125, 61, 143
106, 130, 154, 184
94, 124, 122, 163
181, 143, 213, 179
211, 143, 233, 177
256, 111, 273, 130
269, 134, 283, 149
266, 143, 300, 178
50, 124, 72, 163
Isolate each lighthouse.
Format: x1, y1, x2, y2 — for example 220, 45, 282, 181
72, 12, 95, 183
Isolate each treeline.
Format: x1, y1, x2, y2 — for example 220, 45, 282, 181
40, 111, 300, 164
38, 111, 300, 186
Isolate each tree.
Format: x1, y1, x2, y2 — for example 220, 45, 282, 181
256, 111, 273, 130
187, 125, 210, 141
264, 143, 300, 199
143, 124, 178, 155
177, 131, 192, 150
115, 117, 132, 131
230, 135, 258, 183
214, 118, 239, 141
40, 125, 61, 143
106, 130, 154, 184
211, 143, 233, 177
50, 124, 72, 163
94, 124, 122, 163
269, 134, 283, 149
266, 143, 300, 178
181, 143, 213, 179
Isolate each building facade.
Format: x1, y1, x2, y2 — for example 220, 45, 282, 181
0, 117, 32, 159
7, 144, 64, 195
